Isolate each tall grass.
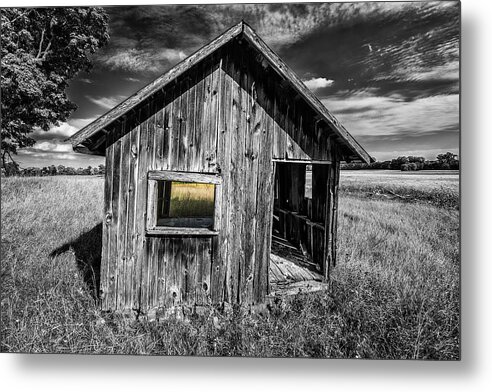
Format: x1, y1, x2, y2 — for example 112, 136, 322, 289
168, 182, 215, 217
339, 170, 459, 209
0, 176, 459, 358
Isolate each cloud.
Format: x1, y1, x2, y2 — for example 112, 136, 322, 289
322, 92, 459, 138
19, 148, 78, 160
412, 61, 459, 83
98, 48, 187, 73
17, 146, 105, 168
68, 117, 97, 130
31, 119, 97, 142
30, 152, 77, 160
86, 95, 126, 110
99, 3, 423, 74
21, 137, 76, 161
31, 122, 77, 141
34, 141, 73, 153
282, 1, 459, 100
320, 92, 459, 159
303, 77, 334, 91
64, 2, 457, 164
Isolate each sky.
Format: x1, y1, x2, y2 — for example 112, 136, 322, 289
16, 1, 460, 168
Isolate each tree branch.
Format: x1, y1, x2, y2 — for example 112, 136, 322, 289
8, 10, 28, 25
36, 28, 46, 59
41, 39, 52, 60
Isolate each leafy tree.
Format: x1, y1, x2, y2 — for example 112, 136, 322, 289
2, 162, 20, 176
401, 162, 418, 171
1, 8, 109, 170
436, 152, 459, 169
64, 166, 76, 175
390, 156, 409, 170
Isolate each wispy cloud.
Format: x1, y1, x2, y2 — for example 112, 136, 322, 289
100, 3, 415, 73
321, 91, 459, 160
323, 92, 459, 138
20, 150, 78, 160
86, 95, 126, 110
98, 48, 187, 73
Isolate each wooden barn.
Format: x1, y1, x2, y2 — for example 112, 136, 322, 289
69, 21, 372, 316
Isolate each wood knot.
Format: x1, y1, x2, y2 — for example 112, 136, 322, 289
245, 150, 256, 160
131, 144, 137, 157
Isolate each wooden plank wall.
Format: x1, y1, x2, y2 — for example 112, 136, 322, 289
100, 38, 338, 313
271, 86, 333, 161
216, 40, 275, 306
100, 54, 223, 312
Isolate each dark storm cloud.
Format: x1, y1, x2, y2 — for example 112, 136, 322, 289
94, 3, 340, 75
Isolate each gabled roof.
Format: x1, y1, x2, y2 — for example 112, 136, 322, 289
68, 21, 373, 163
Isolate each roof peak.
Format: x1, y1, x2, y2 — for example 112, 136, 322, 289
68, 21, 372, 163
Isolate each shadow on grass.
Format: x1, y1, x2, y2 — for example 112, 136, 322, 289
50, 223, 102, 300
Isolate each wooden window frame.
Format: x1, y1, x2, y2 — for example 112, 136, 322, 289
146, 170, 222, 236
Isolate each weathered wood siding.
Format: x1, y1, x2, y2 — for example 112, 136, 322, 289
100, 38, 339, 313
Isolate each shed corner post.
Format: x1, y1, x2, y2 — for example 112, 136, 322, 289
323, 154, 341, 283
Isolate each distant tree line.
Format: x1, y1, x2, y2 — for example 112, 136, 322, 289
341, 152, 459, 171
1, 163, 105, 177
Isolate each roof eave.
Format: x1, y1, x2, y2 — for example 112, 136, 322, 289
67, 21, 245, 149
241, 23, 372, 164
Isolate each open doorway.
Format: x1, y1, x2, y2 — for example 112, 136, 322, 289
269, 162, 328, 295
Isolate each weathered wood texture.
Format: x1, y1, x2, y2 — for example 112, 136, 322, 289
100, 38, 342, 313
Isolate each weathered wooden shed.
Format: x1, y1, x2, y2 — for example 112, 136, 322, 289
69, 21, 372, 315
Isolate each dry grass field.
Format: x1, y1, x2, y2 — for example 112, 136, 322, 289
0, 172, 459, 358
339, 170, 459, 209
167, 182, 215, 217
